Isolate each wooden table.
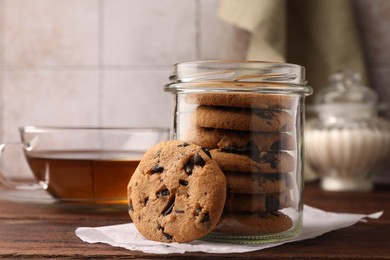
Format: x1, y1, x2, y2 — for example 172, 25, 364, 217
0, 182, 389, 259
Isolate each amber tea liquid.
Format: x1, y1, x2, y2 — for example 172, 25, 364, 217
25, 150, 142, 203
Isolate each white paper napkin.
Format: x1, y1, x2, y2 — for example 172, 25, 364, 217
75, 205, 383, 254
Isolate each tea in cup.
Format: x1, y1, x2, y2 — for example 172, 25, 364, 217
0, 126, 170, 204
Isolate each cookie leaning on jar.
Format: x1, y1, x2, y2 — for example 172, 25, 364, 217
127, 140, 227, 243
184, 92, 296, 235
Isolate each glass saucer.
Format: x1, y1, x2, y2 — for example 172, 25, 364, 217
0, 182, 128, 213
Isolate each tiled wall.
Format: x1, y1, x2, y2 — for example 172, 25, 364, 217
1, 0, 390, 144
0, 0, 249, 142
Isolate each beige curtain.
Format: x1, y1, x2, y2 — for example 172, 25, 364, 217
218, 0, 367, 104
219, 0, 368, 181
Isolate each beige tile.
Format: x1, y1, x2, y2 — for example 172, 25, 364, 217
4, 0, 99, 66
0, 0, 4, 67
3, 70, 100, 141
0, 71, 3, 142
103, 0, 197, 66
200, 0, 249, 60
0, 1, 3, 141
102, 69, 173, 128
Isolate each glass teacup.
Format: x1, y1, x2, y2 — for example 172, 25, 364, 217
0, 126, 170, 205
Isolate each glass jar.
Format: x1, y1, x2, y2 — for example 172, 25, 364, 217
165, 60, 312, 243
305, 70, 390, 191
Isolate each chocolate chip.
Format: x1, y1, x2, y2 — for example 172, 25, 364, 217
163, 232, 173, 241
195, 207, 202, 216
258, 152, 279, 169
221, 144, 245, 154
270, 140, 282, 150
157, 188, 170, 198
178, 142, 189, 147
200, 212, 210, 226
265, 196, 280, 213
163, 196, 175, 216
154, 149, 161, 159
184, 154, 205, 175
223, 141, 263, 162
184, 160, 194, 175
179, 179, 188, 186
202, 148, 212, 159
270, 160, 278, 169
151, 164, 164, 174
193, 154, 205, 166
228, 146, 245, 153
259, 152, 277, 164
162, 207, 173, 216
255, 111, 274, 121
248, 141, 261, 161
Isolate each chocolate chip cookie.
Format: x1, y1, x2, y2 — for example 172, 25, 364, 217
193, 106, 293, 132
215, 211, 293, 235
186, 92, 295, 110
186, 127, 295, 151
210, 150, 295, 174
128, 140, 227, 243
224, 191, 292, 213
224, 172, 292, 194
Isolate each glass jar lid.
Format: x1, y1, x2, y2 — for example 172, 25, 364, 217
165, 60, 313, 95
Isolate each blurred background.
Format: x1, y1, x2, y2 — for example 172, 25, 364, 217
0, 0, 389, 144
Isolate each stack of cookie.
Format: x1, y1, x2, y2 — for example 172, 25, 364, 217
185, 92, 296, 235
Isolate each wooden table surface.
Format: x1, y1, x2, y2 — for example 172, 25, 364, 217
0, 182, 389, 259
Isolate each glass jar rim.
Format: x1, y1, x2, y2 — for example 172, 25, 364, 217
165, 60, 312, 95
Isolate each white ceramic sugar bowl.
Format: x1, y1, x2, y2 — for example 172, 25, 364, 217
305, 70, 390, 191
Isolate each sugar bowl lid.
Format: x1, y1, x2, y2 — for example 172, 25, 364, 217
313, 70, 378, 114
